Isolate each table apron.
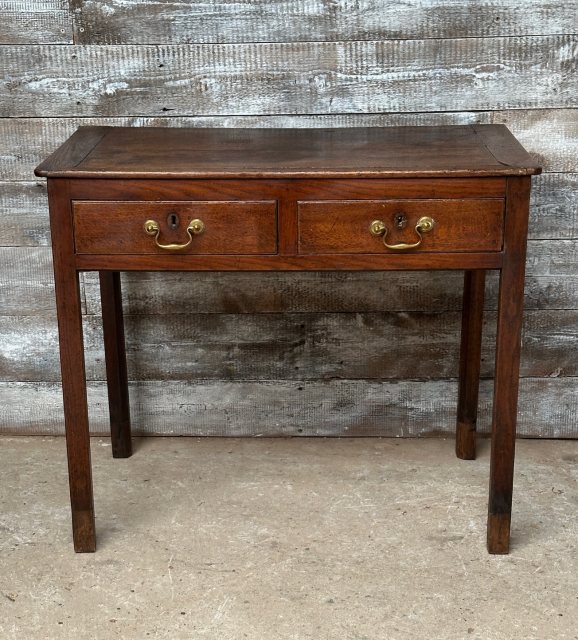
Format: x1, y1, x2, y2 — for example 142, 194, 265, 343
74, 253, 504, 271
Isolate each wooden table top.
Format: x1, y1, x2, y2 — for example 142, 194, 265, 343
35, 124, 541, 180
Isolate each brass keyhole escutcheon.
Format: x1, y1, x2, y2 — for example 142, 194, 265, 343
395, 213, 407, 229
167, 212, 179, 230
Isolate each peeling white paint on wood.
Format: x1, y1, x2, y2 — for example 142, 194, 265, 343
0, 248, 56, 316
0, 242, 575, 318
1, 378, 576, 438
530, 174, 578, 239
2, 309, 577, 382
79, 270, 578, 316
0, 243, 576, 317
0, 1, 72, 44
0, 182, 50, 246
1, 4, 577, 437
68, 0, 578, 44
1, 37, 576, 117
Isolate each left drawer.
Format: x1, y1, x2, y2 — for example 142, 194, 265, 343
73, 200, 278, 255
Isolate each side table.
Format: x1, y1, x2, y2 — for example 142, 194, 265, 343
35, 125, 541, 553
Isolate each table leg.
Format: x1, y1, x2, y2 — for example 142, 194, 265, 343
487, 177, 530, 554
54, 268, 96, 552
456, 270, 485, 460
49, 180, 96, 552
100, 271, 132, 458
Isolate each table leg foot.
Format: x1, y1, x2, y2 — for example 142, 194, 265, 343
72, 509, 96, 553
487, 512, 511, 554
111, 426, 133, 459
456, 420, 476, 460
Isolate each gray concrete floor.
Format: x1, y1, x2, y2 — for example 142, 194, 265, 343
0, 436, 577, 640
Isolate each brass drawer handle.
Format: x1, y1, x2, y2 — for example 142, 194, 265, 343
369, 216, 434, 250
144, 218, 205, 251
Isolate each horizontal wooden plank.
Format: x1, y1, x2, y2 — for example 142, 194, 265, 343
526, 240, 578, 277
2, 111, 574, 181
0, 241, 574, 319
70, 0, 578, 45
0, 0, 72, 44
35, 125, 539, 178
0, 249, 575, 320
77, 237, 578, 312
523, 276, 578, 311
82, 271, 472, 315
74, 243, 574, 275
80, 270, 578, 315
0, 182, 50, 246
1, 172, 576, 251
530, 173, 578, 239
0, 248, 58, 315
2, 310, 577, 382
1, 378, 575, 438
1, 38, 576, 117
493, 109, 578, 173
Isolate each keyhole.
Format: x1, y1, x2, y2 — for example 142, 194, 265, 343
167, 212, 179, 229
395, 213, 407, 229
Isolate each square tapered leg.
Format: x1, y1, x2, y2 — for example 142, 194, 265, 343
50, 181, 96, 552
100, 271, 132, 458
487, 177, 531, 554
456, 269, 486, 460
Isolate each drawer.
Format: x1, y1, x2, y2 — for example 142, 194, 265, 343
298, 199, 504, 254
73, 200, 278, 255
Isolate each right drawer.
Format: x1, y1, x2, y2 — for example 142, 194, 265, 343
298, 199, 505, 254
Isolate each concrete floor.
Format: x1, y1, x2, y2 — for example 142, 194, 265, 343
0, 436, 577, 640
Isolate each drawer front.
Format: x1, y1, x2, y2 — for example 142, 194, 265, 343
73, 201, 278, 255
298, 199, 504, 254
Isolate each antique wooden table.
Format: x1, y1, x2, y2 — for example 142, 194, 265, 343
35, 125, 541, 553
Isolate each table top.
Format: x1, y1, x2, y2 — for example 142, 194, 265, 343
35, 124, 541, 180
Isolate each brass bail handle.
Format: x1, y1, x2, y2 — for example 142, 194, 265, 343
144, 218, 205, 251
369, 216, 434, 250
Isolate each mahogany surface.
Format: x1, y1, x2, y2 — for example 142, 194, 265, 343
36, 125, 541, 554
36, 125, 540, 179
298, 199, 504, 254
73, 200, 278, 255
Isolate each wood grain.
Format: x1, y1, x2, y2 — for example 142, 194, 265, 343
99, 271, 132, 458
47, 178, 96, 552
2, 0, 578, 444
36, 126, 538, 178
0, 248, 56, 315
0, 0, 72, 44
456, 270, 485, 460
298, 199, 505, 254
1, 247, 576, 318
2, 110, 575, 181
69, 0, 578, 44
3, 174, 572, 251
0, 240, 573, 319
0, 182, 50, 246
530, 173, 578, 239
73, 200, 278, 255
2, 38, 576, 117
487, 176, 531, 553
80, 270, 578, 315
3, 309, 577, 383
1, 378, 575, 438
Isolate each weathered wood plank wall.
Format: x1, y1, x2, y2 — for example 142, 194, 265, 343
1, 1, 577, 436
